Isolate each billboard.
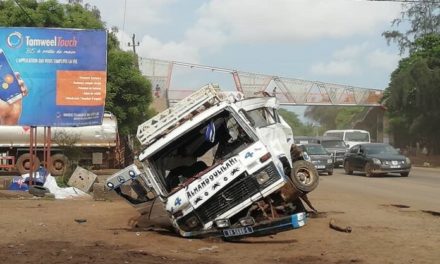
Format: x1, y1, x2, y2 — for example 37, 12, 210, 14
0, 27, 107, 127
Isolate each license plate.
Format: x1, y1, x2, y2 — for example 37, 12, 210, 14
390, 165, 400, 168
316, 165, 325, 169
223, 226, 254, 237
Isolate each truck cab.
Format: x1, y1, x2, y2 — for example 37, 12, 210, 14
106, 84, 319, 238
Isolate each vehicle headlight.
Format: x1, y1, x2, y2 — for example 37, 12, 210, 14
239, 216, 255, 227
372, 158, 382, 165
327, 159, 333, 164
303, 152, 311, 161
215, 219, 230, 228
255, 170, 270, 185
185, 215, 200, 229
406, 157, 411, 164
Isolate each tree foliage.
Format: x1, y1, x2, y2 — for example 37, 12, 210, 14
382, 1, 440, 54
304, 106, 366, 131
0, 0, 153, 135
382, 33, 440, 153
278, 109, 315, 136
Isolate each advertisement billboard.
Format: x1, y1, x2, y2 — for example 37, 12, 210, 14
0, 27, 107, 127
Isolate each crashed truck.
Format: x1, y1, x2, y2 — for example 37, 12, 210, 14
106, 84, 319, 239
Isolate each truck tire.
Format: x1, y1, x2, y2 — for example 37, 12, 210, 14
289, 160, 319, 193
29, 185, 50, 197
16, 153, 40, 175
49, 154, 69, 176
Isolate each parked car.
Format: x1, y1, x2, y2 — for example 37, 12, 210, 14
343, 143, 411, 177
299, 144, 334, 175
319, 137, 347, 168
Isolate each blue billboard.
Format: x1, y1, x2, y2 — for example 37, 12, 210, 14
0, 27, 107, 127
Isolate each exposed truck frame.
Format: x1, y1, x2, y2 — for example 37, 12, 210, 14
0, 112, 120, 175
107, 84, 319, 239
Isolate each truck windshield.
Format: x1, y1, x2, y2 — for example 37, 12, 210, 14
149, 109, 255, 193
345, 132, 370, 142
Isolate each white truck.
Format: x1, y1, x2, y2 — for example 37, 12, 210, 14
106, 84, 319, 239
0, 112, 119, 175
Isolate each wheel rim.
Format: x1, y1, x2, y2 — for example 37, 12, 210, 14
365, 163, 372, 177
296, 168, 313, 186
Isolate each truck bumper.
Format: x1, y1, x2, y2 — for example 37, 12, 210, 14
179, 212, 307, 239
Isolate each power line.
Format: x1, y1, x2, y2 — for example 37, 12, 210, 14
13, 0, 35, 24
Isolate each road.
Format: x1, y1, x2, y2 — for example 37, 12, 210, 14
0, 166, 439, 264
317, 166, 440, 212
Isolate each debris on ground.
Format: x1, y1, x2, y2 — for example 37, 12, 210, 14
329, 218, 352, 233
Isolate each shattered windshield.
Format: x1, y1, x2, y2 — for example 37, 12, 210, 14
149, 109, 255, 193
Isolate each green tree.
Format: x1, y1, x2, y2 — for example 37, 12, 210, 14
0, 0, 153, 135
383, 1, 440, 54
383, 34, 440, 153
278, 109, 315, 136
304, 106, 366, 131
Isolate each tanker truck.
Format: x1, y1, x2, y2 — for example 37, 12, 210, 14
0, 112, 120, 175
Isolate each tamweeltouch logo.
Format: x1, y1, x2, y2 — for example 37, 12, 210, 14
6, 31, 23, 48
6, 30, 78, 48
25, 35, 78, 47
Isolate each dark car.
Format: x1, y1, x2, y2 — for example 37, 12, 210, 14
343, 143, 411, 177
299, 143, 334, 175
319, 137, 347, 168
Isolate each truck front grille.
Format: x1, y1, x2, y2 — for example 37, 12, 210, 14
195, 163, 281, 224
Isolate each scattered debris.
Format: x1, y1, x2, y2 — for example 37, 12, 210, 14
28, 185, 50, 197
329, 218, 352, 233
422, 210, 440, 217
197, 245, 218, 252
74, 218, 87, 224
390, 204, 411, 209
68, 166, 98, 193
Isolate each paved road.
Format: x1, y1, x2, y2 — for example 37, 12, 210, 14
317, 166, 440, 212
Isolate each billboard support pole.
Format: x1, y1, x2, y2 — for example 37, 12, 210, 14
43, 126, 51, 172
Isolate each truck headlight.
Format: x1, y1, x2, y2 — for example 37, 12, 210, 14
327, 159, 333, 164
255, 170, 270, 185
185, 216, 200, 229
239, 216, 255, 226
215, 219, 230, 228
372, 158, 381, 165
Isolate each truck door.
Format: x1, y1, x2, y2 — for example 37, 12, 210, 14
244, 106, 292, 167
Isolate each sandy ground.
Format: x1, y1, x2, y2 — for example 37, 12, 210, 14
1, 168, 440, 264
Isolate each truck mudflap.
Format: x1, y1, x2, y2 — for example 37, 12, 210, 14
179, 212, 306, 239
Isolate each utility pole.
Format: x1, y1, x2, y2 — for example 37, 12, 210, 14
128, 33, 140, 68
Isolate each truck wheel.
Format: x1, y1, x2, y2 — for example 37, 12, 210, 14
289, 160, 319, 193
16, 153, 40, 175
29, 185, 50, 197
49, 154, 69, 176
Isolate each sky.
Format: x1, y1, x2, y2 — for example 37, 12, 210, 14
78, 0, 405, 118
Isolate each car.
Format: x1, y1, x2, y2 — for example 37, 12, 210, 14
299, 143, 334, 175
343, 143, 411, 177
319, 137, 347, 168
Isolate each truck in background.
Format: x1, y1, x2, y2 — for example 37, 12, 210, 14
323, 129, 371, 149
0, 112, 122, 175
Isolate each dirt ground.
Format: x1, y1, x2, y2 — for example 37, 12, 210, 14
1, 174, 439, 264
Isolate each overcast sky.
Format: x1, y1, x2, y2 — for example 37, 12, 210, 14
79, 0, 403, 90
